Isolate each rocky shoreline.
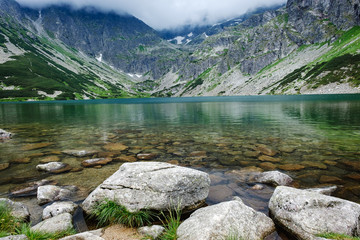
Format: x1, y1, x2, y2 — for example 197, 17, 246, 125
1, 161, 359, 240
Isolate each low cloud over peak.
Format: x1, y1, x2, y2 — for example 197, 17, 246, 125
15, 0, 287, 30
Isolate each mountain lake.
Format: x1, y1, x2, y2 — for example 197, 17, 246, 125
0, 94, 359, 237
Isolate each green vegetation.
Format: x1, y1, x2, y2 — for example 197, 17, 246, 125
91, 200, 154, 228
158, 206, 182, 240
317, 233, 360, 240
0, 202, 76, 239
183, 68, 212, 93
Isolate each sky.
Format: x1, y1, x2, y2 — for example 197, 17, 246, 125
15, 0, 287, 30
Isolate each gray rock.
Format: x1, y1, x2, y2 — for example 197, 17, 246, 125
0, 198, 30, 221
82, 162, 210, 213
42, 201, 78, 220
0, 235, 28, 240
62, 150, 98, 157
306, 185, 337, 196
10, 179, 54, 197
37, 185, 77, 205
59, 229, 104, 240
269, 186, 360, 240
0, 129, 12, 140
36, 162, 71, 173
138, 225, 165, 239
177, 197, 275, 240
256, 171, 293, 186
31, 213, 73, 233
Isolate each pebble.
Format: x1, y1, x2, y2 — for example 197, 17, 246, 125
103, 143, 129, 151
278, 164, 305, 171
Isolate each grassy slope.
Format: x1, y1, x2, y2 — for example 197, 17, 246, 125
0, 16, 138, 101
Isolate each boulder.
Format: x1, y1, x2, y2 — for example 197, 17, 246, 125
0, 235, 28, 240
62, 150, 97, 157
10, 179, 54, 197
81, 158, 112, 167
42, 201, 78, 220
59, 229, 104, 240
0, 129, 12, 140
256, 171, 293, 186
36, 162, 71, 174
177, 197, 275, 240
138, 225, 165, 239
37, 185, 77, 205
31, 213, 73, 233
269, 186, 360, 240
0, 198, 30, 221
82, 162, 210, 213
306, 186, 337, 196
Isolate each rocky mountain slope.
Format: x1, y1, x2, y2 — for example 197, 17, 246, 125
0, 0, 360, 101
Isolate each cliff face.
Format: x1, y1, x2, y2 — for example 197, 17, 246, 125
1, 0, 360, 101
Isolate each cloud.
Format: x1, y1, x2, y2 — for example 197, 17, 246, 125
15, 0, 287, 30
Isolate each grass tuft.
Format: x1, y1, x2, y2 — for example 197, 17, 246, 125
317, 233, 360, 240
158, 205, 182, 240
91, 200, 154, 228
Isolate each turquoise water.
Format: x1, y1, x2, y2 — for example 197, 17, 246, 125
0, 95, 359, 216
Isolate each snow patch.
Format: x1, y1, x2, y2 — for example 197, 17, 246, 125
127, 73, 134, 78
135, 74, 142, 78
187, 32, 194, 37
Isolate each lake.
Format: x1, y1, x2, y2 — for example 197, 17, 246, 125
0, 94, 360, 234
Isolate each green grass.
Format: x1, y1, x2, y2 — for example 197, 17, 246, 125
158, 207, 182, 240
91, 200, 154, 228
317, 233, 360, 240
0, 201, 76, 239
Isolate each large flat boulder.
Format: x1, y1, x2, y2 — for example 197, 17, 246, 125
177, 197, 275, 240
269, 186, 360, 240
37, 185, 77, 205
82, 162, 210, 213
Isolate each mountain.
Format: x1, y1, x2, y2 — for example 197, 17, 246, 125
0, 0, 360, 101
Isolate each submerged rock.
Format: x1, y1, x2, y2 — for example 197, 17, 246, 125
81, 158, 112, 167
103, 143, 129, 151
36, 162, 71, 173
10, 179, 54, 197
22, 142, 53, 151
31, 213, 73, 233
37, 185, 77, 205
42, 201, 78, 220
0, 198, 30, 221
0, 129, 12, 140
269, 186, 360, 240
82, 162, 210, 213
136, 153, 158, 160
177, 197, 275, 240
0, 163, 10, 171
62, 149, 98, 157
256, 171, 293, 186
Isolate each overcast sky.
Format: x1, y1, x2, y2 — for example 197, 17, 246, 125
15, 0, 287, 30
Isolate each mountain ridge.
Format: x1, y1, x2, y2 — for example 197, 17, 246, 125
0, 0, 360, 101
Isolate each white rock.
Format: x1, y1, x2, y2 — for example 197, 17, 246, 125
177, 197, 275, 240
62, 150, 97, 157
0, 129, 12, 140
0, 234, 28, 240
31, 213, 73, 233
42, 201, 78, 220
0, 198, 30, 221
36, 162, 67, 172
37, 185, 76, 205
269, 186, 360, 240
305, 185, 337, 195
59, 229, 104, 240
256, 171, 293, 186
138, 225, 165, 239
82, 162, 210, 213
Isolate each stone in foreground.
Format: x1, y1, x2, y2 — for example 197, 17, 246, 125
42, 201, 78, 220
0, 198, 30, 221
177, 197, 275, 240
256, 170, 293, 186
82, 162, 210, 213
31, 213, 73, 233
0, 235, 28, 240
36, 162, 71, 173
138, 225, 165, 239
37, 185, 77, 205
269, 186, 360, 240
59, 229, 104, 240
